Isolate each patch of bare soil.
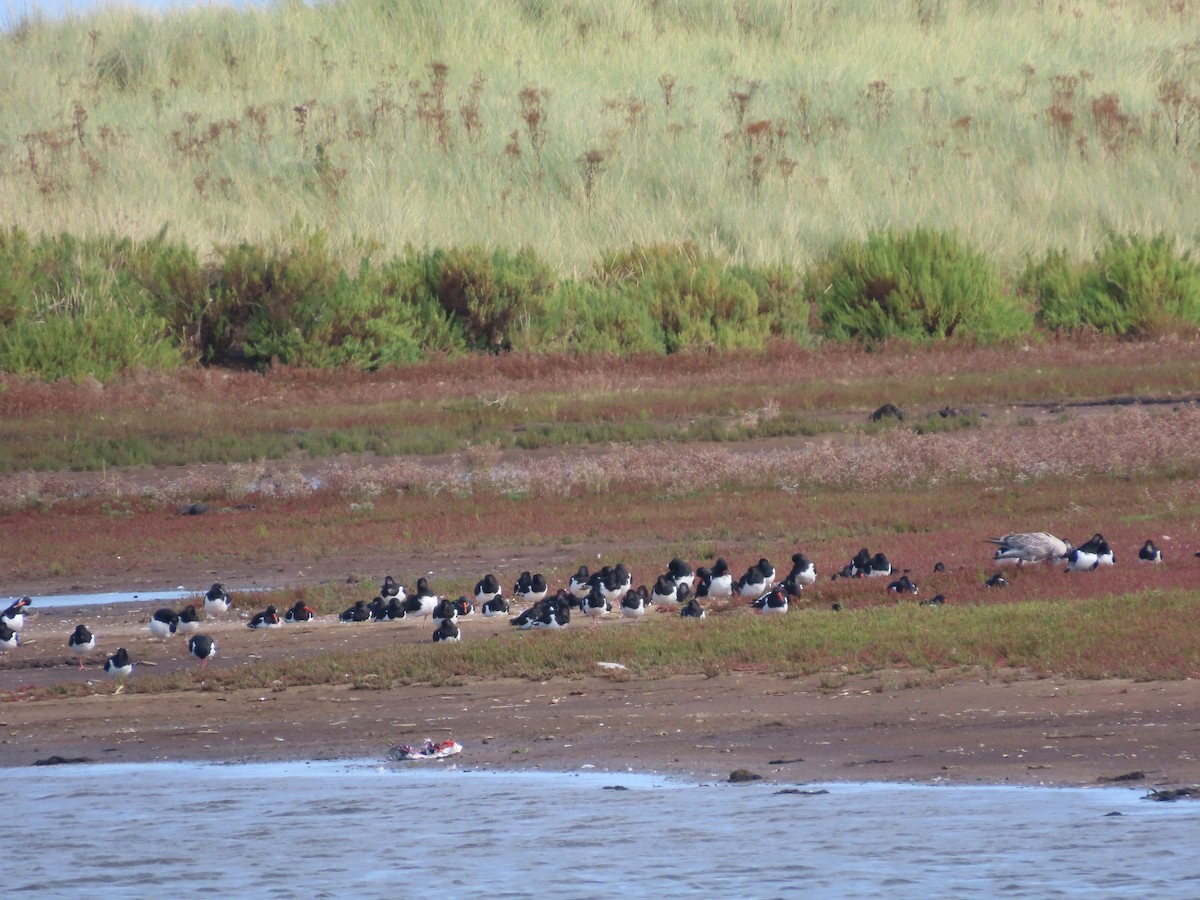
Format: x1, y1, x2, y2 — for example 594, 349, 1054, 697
1, 602, 1198, 788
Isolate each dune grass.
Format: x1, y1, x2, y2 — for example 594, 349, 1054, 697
2, 0, 1198, 273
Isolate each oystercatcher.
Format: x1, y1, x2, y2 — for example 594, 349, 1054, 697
651, 574, 681, 608
667, 557, 695, 590
339, 600, 372, 622
203, 583, 231, 617
474, 574, 501, 606
679, 597, 706, 619
568, 566, 592, 601
433, 618, 461, 643
248, 604, 282, 629
402, 577, 440, 621
285, 600, 317, 622
751, 586, 789, 614
148, 608, 180, 640
786, 553, 817, 586
188, 634, 217, 668
1, 596, 31, 631
104, 647, 132, 678
620, 590, 646, 620
581, 587, 608, 625
887, 574, 919, 594
481, 596, 510, 618
0, 620, 19, 653
1138, 540, 1163, 563
380, 575, 405, 602
68, 624, 95, 667
177, 605, 201, 634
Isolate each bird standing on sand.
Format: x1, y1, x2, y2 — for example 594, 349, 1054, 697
68, 624, 95, 667
987, 532, 1072, 565
188, 635, 217, 668
177, 605, 201, 634
204, 583, 231, 617
403, 577, 440, 621
149, 608, 180, 640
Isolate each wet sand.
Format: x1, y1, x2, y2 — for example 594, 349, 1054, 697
2, 601, 1197, 787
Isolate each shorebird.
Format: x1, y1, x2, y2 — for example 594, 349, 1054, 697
786, 552, 817, 587
188, 634, 217, 669
402, 577, 440, 621
0, 620, 20, 653
380, 575, 405, 602
985, 572, 1009, 589
1066, 533, 1114, 571
567, 566, 592, 602
339, 600, 371, 622
68, 624, 95, 667
177, 605, 201, 634
203, 583, 231, 617
1138, 540, 1163, 563
148, 608, 180, 641
751, 586, 789, 614
481, 596, 510, 618
474, 574, 501, 606
987, 532, 1072, 565
104, 647, 132, 679
620, 589, 646, 621
581, 587, 608, 626
1, 596, 32, 631
667, 557, 695, 591
247, 604, 282, 629
650, 574, 681, 609
285, 600, 317, 622
679, 597, 706, 619
433, 618, 460, 643
887, 574, 919, 594
452, 596, 476, 618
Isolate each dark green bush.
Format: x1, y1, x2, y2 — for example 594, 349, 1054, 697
1023, 234, 1200, 336
809, 228, 1031, 344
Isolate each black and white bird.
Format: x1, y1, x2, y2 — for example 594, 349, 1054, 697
403, 577, 440, 621
474, 574, 501, 606
651, 574, 681, 609
1, 596, 32, 631
452, 596, 476, 618
620, 589, 646, 621
433, 618, 461, 643
177, 605, 201, 634
667, 557, 695, 591
339, 599, 372, 622
751, 586, 789, 614
431, 597, 458, 628
481, 596, 510, 618
285, 601, 317, 622
568, 566, 592, 602
1065, 533, 1114, 572
380, 575, 406, 602
679, 597, 706, 619
367, 596, 389, 621
987, 532, 1072, 565
786, 553, 817, 587
188, 634, 217, 668
68, 624, 95, 667
104, 647, 132, 678
1138, 540, 1163, 563
985, 572, 1009, 589
737, 562, 771, 599
149, 607, 180, 640
701, 558, 734, 599
920, 594, 947, 607
0, 620, 20, 653
203, 583, 231, 617
247, 604, 282, 629
581, 587, 609, 625
514, 572, 549, 606
887, 574, 919, 595
866, 552, 892, 577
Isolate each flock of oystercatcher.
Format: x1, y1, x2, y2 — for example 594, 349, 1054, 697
0, 530, 1177, 680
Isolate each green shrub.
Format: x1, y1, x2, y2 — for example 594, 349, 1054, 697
520, 280, 665, 354
418, 246, 556, 352
1024, 234, 1200, 336
810, 228, 1031, 344
595, 243, 773, 353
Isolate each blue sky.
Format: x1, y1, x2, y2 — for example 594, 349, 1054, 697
2, 0, 266, 30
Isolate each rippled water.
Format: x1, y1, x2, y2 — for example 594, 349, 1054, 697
10, 762, 1199, 898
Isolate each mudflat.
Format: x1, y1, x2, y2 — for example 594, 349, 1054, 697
2, 600, 1197, 788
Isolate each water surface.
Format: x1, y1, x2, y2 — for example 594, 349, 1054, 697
11, 761, 1199, 897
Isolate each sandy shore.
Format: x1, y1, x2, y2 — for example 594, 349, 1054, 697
2, 601, 1198, 787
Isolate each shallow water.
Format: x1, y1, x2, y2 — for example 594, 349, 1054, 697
10, 589, 201, 610
10, 761, 1199, 897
